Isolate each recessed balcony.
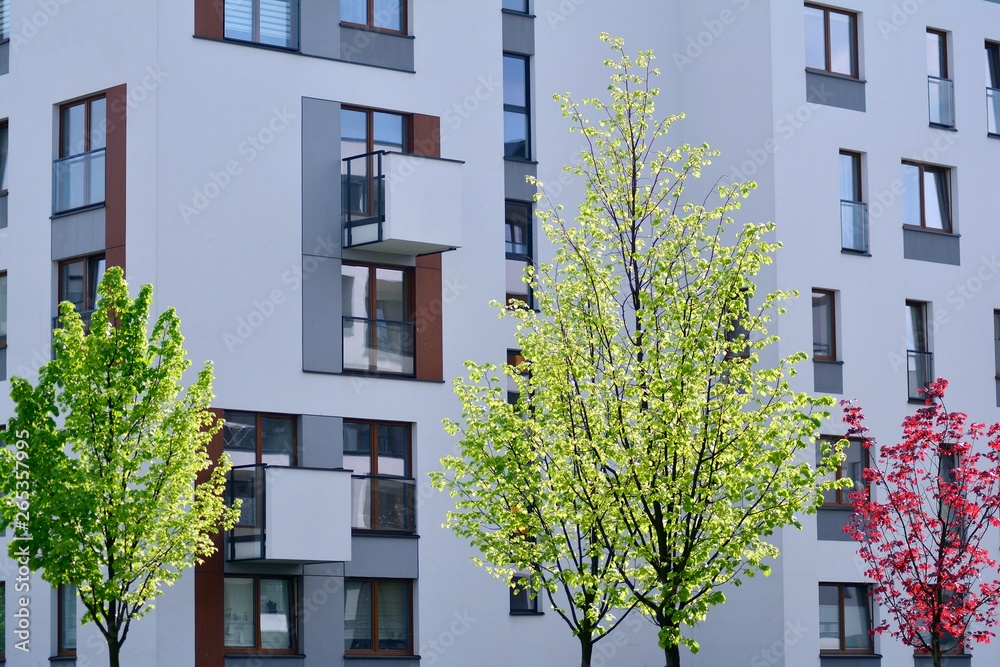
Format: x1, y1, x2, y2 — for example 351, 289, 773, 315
840, 200, 868, 253
53, 148, 105, 214
226, 464, 352, 563
342, 150, 463, 255
928, 76, 955, 128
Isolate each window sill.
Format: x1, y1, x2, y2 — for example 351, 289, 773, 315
48, 658, 77, 663
352, 530, 420, 539
509, 610, 544, 616
804, 68, 866, 83
819, 653, 880, 659
339, 23, 413, 39
500, 8, 535, 17
344, 654, 420, 660
841, 248, 871, 257
813, 359, 843, 366
989, 132, 1000, 139
503, 156, 538, 165
50, 202, 105, 220
902, 225, 958, 237
929, 123, 958, 131
224, 654, 306, 660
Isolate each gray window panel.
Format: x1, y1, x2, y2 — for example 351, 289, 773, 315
817, 507, 854, 541
806, 71, 866, 112
0, 122, 8, 191
813, 360, 843, 395
339, 25, 414, 72
902, 227, 961, 266
0, 40, 8, 76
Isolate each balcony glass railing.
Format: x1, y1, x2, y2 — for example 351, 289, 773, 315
53, 149, 106, 214
226, 464, 265, 561
840, 200, 868, 253
351, 475, 416, 532
907, 350, 934, 401
342, 151, 386, 248
928, 76, 955, 128
52, 309, 96, 332
988, 88, 1000, 136
342, 316, 415, 376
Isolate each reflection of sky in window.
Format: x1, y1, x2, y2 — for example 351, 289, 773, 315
829, 12, 854, 76
804, 7, 825, 70
902, 164, 920, 227
923, 170, 947, 230
503, 56, 527, 107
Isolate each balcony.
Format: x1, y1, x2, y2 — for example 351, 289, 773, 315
988, 88, 1000, 136
342, 150, 463, 255
351, 475, 416, 533
226, 464, 352, 563
342, 316, 415, 376
907, 350, 934, 401
928, 76, 955, 128
53, 149, 106, 214
840, 200, 868, 253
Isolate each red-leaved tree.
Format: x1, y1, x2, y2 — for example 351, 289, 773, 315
844, 378, 1000, 667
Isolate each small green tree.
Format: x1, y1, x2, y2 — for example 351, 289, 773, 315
437, 35, 844, 667
1, 266, 239, 667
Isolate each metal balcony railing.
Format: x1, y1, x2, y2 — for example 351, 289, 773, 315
907, 350, 934, 401
351, 475, 416, 532
342, 151, 386, 248
928, 76, 955, 128
988, 88, 1000, 135
342, 316, 415, 376
840, 200, 868, 253
53, 148, 106, 214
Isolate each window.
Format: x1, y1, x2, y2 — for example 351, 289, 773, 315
58, 584, 77, 657
986, 42, 1000, 135
819, 583, 873, 653
341, 107, 406, 224
344, 420, 414, 532
224, 576, 296, 653
902, 161, 951, 232
223, 411, 296, 467
57, 254, 106, 329
0, 0, 8, 40
0, 272, 6, 348
839, 151, 867, 252
994, 310, 1000, 383
509, 574, 539, 614
906, 300, 933, 401
812, 289, 837, 361
502, 0, 529, 12
342, 263, 414, 376
804, 4, 858, 78
927, 29, 954, 128
506, 349, 527, 404
506, 200, 533, 306
344, 579, 412, 655
0, 120, 7, 193
503, 54, 531, 159
224, 0, 297, 49
0, 582, 5, 659
818, 437, 868, 507
54, 95, 106, 213
341, 0, 405, 33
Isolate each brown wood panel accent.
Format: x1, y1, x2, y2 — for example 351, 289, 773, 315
414, 253, 443, 381
104, 84, 127, 273
409, 114, 440, 158
195, 408, 226, 667
194, 0, 225, 40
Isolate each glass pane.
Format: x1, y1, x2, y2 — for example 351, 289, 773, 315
818, 585, 841, 649
373, 0, 402, 30
89, 98, 106, 150
817, 442, 838, 505
987, 44, 1000, 88
259, 579, 293, 649
901, 164, 921, 227
224, 578, 255, 648
804, 6, 826, 70
506, 258, 529, 299
505, 202, 530, 256
224, 411, 258, 467
60, 260, 85, 312
0, 0, 8, 39
829, 11, 855, 76
342, 264, 371, 319
60, 584, 77, 651
343, 422, 373, 475
510, 575, 535, 611
907, 303, 927, 351
345, 581, 373, 651
88, 150, 106, 207
843, 586, 871, 649
377, 582, 410, 651
87, 256, 105, 311
503, 56, 527, 107
61, 103, 86, 157
377, 424, 409, 476
341, 0, 366, 25
0, 274, 7, 339
923, 169, 948, 230
261, 416, 294, 466
839, 153, 859, 201
502, 0, 528, 12
351, 476, 373, 529
504, 111, 528, 159
259, 0, 293, 48
994, 311, 1000, 375
373, 112, 405, 153
224, 0, 254, 42
341, 109, 368, 157
0, 124, 8, 191
375, 477, 414, 530
811, 291, 834, 358
374, 268, 406, 321
927, 31, 945, 78
845, 440, 866, 497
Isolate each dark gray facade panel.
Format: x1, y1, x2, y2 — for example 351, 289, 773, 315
300, 414, 344, 468
342, 659, 420, 667
0, 41, 8, 75
346, 536, 418, 579
339, 26, 414, 72
996, 378, 1000, 407
914, 656, 971, 666
0, 347, 6, 381
814, 361, 843, 395
301, 256, 343, 374
806, 71, 866, 112
502, 12, 534, 55
820, 656, 882, 666
0, 193, 7, 229
300, 0, 342, 60
504, 159, 537, 202
299, 569, 343, 666
302, 97, 342, 259
817, 508, 853, 541
902, 227, 961, 266
226, 657, 304, 666
51, 207, 106, 260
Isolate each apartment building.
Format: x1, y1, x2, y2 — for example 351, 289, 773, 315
0, 0, 998, 665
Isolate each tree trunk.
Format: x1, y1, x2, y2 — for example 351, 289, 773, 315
109, 638, 120, 667
580, 636, 593, 667
664, 643, 681, 667
932, 649, 942, 667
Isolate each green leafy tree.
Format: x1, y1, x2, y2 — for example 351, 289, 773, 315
2, 266, 240, 667
436, 35, 844, 667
